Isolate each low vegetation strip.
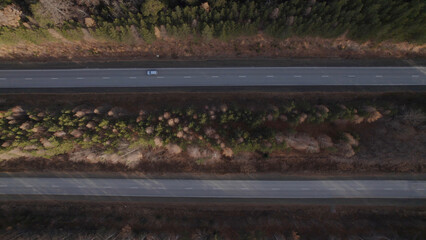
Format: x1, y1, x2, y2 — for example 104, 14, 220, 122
0, 92, 425, 174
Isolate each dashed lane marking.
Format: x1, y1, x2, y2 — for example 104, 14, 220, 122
266, 75, 274, 78
211, 76, 219, 78
328, 188, 337, 191
51, 185, 59, 188
184, 76, 192, 78
240, 188, 249, 190
293, 75, 302, 78
77, 186, 86, 188
416, 189, 425, 191
301, 188, 311, 191
376, 75, 383, 78
238, 75, 247, 78
0, 78, 6, 80
76, 77, 85, 80
347, 75, 356, 78
129, 186, 138, 189
321, 75, 329, 78
51, 78, 58, 80
384, 188, 393, 191
412, 75, 419, 78
129, 77, 137, 79
102, 77, 110, 79
156, 76, 165, 79
184, 187, 193, 190
0, 185, 7, 187
24, 78, 32, 80
271, 188, 280, 191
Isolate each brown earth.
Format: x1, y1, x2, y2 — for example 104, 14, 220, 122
0, 201, 424, 239
0, 33, 425, 62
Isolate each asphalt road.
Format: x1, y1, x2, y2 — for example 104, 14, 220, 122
0, 67, 425, 88
0, 178, 425, 199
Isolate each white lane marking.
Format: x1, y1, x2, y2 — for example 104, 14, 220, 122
384, 188, 393, 191
129, 186, 138, 189
0, 78, 6, 80
50, 78, 58, 80
321, 75, 329, 78
129, 76, 137, 79
102, 77, 110, 79
24, 78, 32, 80
347, 75, 356, 78
376, 75, 383, 78
238, 75, 247, 78
271, 188, 280, 191
103, 186, 112, 189
416, 189, 425, 191
240, 187, 249, 190
51, 185, 59, 188
153, 187, 166, 190
77, 186, 86, 188
328, 188, 337, 191
76, 77, 85, 80
0, 67, 419, 72
184, 187, 193, 190
301, 188, 311, 191
184, 76, 192, 78
266, 75, 274, 78
211, 76, 219, 78
213, 187, 221, 190
356, 188, 365, 191
293, 75, 302, 78
0, 185, 7, 187
156, 76, 164, 79
412, 75, 419, 78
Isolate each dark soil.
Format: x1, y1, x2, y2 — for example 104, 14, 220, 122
0, 201, 424, 239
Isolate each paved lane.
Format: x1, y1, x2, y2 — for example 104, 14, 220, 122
0, 178, 425, 199
0, 67, 425, 88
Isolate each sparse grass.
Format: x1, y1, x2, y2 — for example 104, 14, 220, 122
0, 27, 56, 45
57, 27, 84, 41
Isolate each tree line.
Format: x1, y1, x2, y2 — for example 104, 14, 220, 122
3, 0, 426, 43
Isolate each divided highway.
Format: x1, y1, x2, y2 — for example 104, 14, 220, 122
0, 178, 425, 199
0, 67, 425, 88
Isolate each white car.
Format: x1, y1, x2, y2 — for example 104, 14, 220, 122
146, 70, 158, 76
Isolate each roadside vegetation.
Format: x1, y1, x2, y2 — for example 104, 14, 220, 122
1, 92, 425, 174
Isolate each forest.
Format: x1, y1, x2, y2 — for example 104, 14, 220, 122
1, 0, 425, 44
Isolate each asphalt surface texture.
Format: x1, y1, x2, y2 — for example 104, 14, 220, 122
0, 67, 425, 88
0, 178, 425, 199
